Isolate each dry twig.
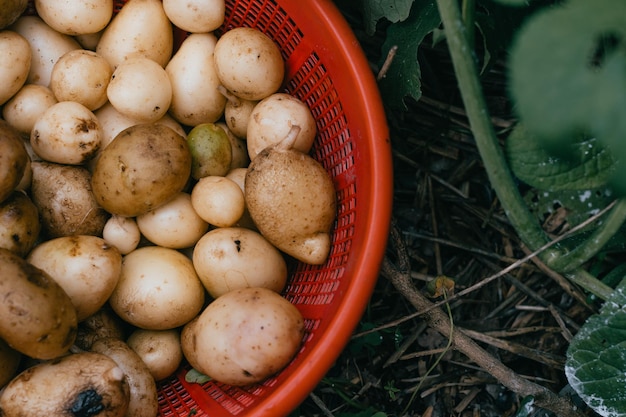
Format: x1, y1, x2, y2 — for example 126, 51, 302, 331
381, 220, 587, 417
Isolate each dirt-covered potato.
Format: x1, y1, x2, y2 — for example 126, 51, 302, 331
0, 351, 130, 417
31, 161, 109, 238
245, 127, 337, 265
0, 337, 21, 389
91, 123, 192, 217
75, 307, 127, 351
181, 287, 305, 386
0, 119, 29, 204
0, 247, 77, 359
0, 191, 40, 257
27, 235, 122, 321
91, 337, 158, 417
0, 0, 27, 30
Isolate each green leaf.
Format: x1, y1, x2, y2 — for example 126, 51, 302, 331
566, 277, 626, 417
362, 0, 415, 35
377, 0, 441, 112
506, 123, 616, 191
185, 368, 211, 384
509, 0, 626, 194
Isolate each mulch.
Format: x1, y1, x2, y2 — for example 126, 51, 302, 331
290, 5, 600, 417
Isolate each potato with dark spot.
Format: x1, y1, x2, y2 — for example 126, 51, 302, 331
0, 247, 77, 360
0, 191, 40, 257
91, 123, 192, 217
30, 161, 109, 238
0, 351, 130, 417
0, 119, 29, 204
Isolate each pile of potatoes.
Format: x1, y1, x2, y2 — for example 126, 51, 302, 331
0, 0, 338, 415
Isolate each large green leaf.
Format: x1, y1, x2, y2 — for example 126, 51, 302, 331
506, 123, 616, 191
508, 0, 626, 195
362, 0, 415, 35
566, 278, 626, 417
377, 0, 441, 112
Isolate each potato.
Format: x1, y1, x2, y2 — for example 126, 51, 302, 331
246, 93, 317, 158
11, 15, 81, 86
49, 49, 113, 110
30, 101, 102, 165
217, 122, 250, 170
213, 27, 285, 101
186, 122, 232, 179
219, 86, 257, 139
225, 167, 257, 230
166, 32, 226, 126
0, 351, 129, 417
136, 191, 208, 249
91, 338, 158, 417
0, 0, 27, 30
75, 307, 127, 351
163, 0, 224, 33
192, 227, 287, 298
96, 0, 173, 69
91, 123, 191, 217
0, 337, 21, 389
181, 287, 305, 386
107, 57, 172, 123
0, 191, 40, 257
34, 0, 113, 36
108, 246, 205, 330
0, 119, 29, 204
245, 127, 336, 265
31, 161, 109, 238
102, 215, 141, 255
190, 176, 245, 227
2, 84, 58, 135
127, 328, 183, 381
0, 247, 77, 359
0, 31, 31, 106
27, 235, 122, 321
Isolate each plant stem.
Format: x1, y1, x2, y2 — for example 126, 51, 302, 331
433, 0, 613, 300
548, 198, 626, 274
434, 0, 550, 252
461, 0, 476, 49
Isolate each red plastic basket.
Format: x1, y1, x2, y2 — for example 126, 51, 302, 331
24, 0, 393, 415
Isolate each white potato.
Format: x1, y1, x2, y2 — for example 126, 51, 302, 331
2, 84, 57, 135
96, 0, 173, 69
190, 176, 245, 227
107, 57, 172, 123
193, 227, 287, 298
213, 27, 284, 101
181, 287, 305, 386
162, 0, 225, 33
102, 215, 141, 255
50, 49, 112, 110
27, 235, 122, 321
109, 246, 206, 330
127, 328, 183, 381
166, 33, 226, 126
225, 167, 257, 230
0, 31, 31, 105
35, 0, 113, 35
137, 192, 209, 249
30, 101, 102, 165
246, 93, 317, 158
11, 15, 81, 86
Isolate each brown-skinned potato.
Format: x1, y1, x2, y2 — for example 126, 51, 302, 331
0, 190, 40, 257
0, 351, 130, 417
0, 248, 77, 360
91, 338, 158, 417
0, 119, 29, 204
30, 161, 109, 238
